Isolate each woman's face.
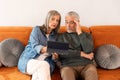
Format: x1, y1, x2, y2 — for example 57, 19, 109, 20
48, 15, 60, 30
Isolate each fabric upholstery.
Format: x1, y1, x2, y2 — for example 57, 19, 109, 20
0, 38, 25, 67
95, 44, 120, 69
0, 26, 32, 45
0, 67, 31, 80
90, 25, 120, 49
1, 26, 120, 80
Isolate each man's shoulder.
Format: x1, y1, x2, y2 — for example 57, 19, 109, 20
82, 31, 91, 35
56, 32, 67, 40
57, 32, 67, 35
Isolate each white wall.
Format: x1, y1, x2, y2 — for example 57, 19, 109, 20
0, 0, 120, 27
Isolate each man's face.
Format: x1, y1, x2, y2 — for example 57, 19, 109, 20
65, 15, 76, 32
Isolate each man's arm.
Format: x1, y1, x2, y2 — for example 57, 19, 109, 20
56, 33, 80, 58
74, 19, 94, 53
81, 51, 94, 60
79, 32, 94, 53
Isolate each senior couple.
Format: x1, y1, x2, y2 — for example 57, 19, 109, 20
18, 10, 98, 80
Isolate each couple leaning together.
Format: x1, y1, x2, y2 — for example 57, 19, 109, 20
18, 10, 98, 80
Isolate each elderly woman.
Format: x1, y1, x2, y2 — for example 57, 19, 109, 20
18, 10, 61, 80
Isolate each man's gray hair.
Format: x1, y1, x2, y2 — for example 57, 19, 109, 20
66, 11, 80, 21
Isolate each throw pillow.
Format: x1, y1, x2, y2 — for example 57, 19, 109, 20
95, 44, 120, 69
0, 38, 25, 67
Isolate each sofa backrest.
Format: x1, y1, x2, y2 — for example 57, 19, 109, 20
90, 25, 120, 49
0, 26, 89, 46
1, 25, 120, 49
0, 26, 32, 46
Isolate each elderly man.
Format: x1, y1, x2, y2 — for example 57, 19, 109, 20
55, 11, 98, 80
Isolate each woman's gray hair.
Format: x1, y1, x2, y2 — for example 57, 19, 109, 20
66, 11, 80, 21
44, 10, 61, 33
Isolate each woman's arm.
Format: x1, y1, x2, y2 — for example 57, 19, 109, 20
29, 26, 45, 54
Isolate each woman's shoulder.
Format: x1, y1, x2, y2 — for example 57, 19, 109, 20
32, 26, 43, 31
30, 26, 43, 35
33, 25, 41, 29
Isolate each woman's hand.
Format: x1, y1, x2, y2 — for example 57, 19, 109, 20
52, 52, 59, 60
41, 46, 47, 54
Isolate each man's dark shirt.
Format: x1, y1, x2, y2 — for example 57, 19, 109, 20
56, 31, 94, 67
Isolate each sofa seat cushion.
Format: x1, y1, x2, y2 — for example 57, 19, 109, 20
95, 44, 120, 69
0, 38, 25, 67
97, 68, 120, 80
0, 67, 31, 80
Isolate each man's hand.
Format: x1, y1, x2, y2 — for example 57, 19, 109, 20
40, 46, 47, 54
74, 19, 82, 35
80, 51, 94, 60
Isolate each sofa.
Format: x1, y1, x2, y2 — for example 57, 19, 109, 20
0, 25, 120, 80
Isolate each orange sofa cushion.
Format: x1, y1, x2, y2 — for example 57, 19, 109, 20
90, 25, 120, 49
0, 26, 32, 46
0, 67, 31, 80
1, 26, 120, 80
